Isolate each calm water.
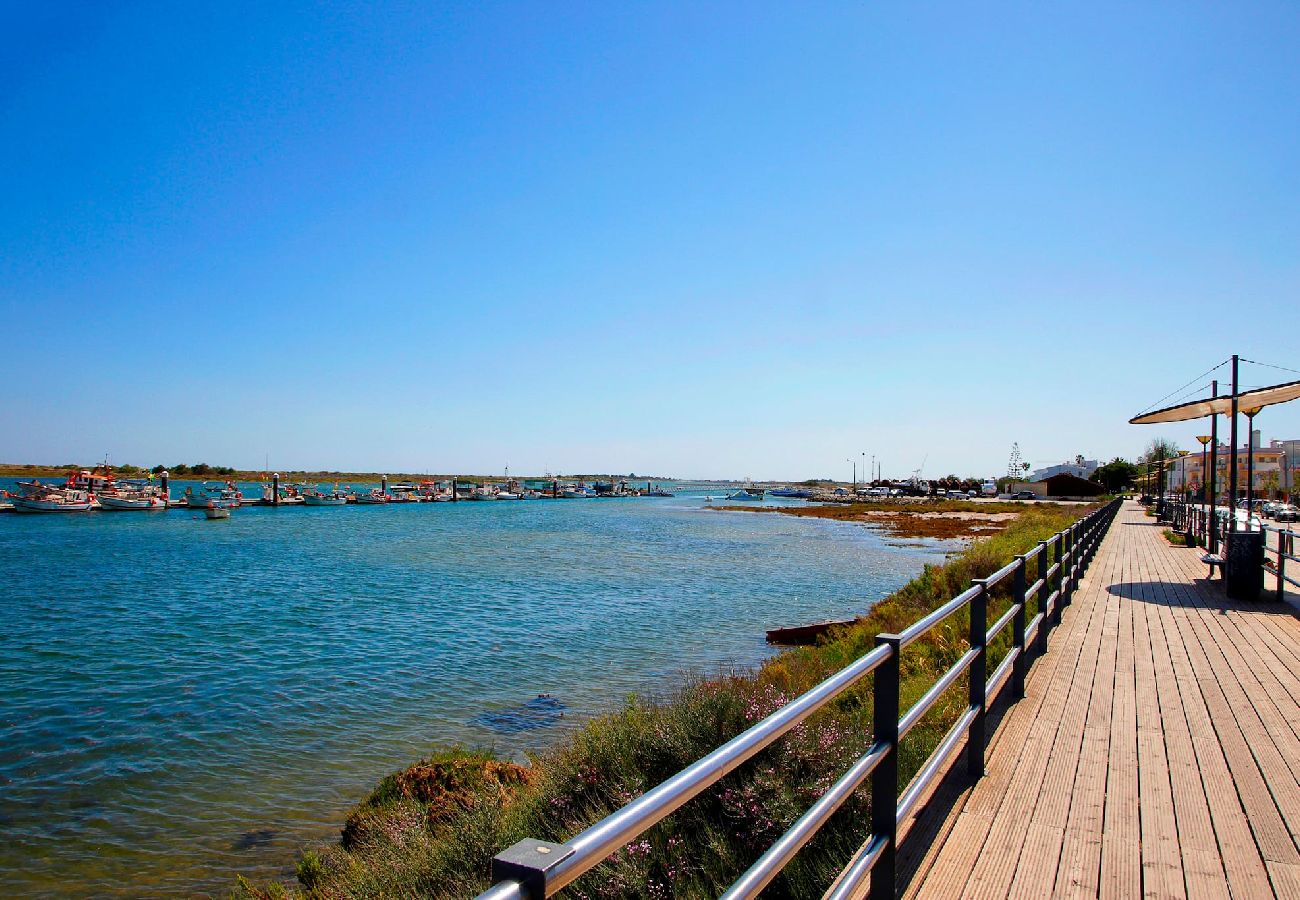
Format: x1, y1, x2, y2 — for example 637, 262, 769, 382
0, 483, 952, 896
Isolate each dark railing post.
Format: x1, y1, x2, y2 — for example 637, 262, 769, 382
870, 634, 901, 900
1065, 525, 1076, 605
1279, 530, 1288, 603
967, 583, 988, 780
1052, 535, 1064, 625
1012, 556, 1027, 699
1037, 540, 1050, 654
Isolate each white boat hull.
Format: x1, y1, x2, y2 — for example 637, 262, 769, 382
303, 495, 348, 506
12, 497, 93, 512
98, 495, 167, 510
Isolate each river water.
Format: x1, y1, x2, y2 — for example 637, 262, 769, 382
0, 483, 953, 896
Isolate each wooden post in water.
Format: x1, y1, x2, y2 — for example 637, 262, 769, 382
273, 472, 280, 507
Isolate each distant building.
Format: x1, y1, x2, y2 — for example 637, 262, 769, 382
1164, 431, 1288, 498
1030, 473, 1107, 498
1029, 459, 1099, 482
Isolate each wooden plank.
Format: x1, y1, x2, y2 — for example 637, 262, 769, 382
1152, 546, 1276, 897
1130, 596, 1184, 899
1100, 578, 1141, 900
907, 502, 1300, 899
1142, 590, 1227, 898
1054, 591, 1120, 897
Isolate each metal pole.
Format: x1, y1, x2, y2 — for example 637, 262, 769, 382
273, 472, 280, 507
968, 584, 987, 780
1037, 541, 1050, 655
1229, 354, 1239, 531
1210, 380, 1219, 553
870, 634, 901, 900
1245, 409, 1259, 525
1012, 556, 1027, 699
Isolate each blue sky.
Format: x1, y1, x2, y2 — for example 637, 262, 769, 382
2, 2, 1297, 479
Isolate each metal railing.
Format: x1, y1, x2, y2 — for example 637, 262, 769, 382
474, 498, 1122, 900
1165, 500, 1297, 601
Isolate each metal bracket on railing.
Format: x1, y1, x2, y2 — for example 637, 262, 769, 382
491, 840, 574, 900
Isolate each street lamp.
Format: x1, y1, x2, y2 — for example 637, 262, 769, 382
1244, 406, 1261, 525
1196, 434, 1212, 544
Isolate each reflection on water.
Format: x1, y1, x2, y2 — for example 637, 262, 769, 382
0, 485, 953, 896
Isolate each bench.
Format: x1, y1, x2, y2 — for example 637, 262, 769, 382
1200, 553, 1225, 579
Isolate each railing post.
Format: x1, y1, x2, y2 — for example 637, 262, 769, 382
1052, 535, 1064, 625
1065, 525, 1076, 605
1280, 530, 1289, 603
1012, 556, 1027, 699
1037, 541, 1050, 654
870, 634, 901, 900
967, 583, 987, 780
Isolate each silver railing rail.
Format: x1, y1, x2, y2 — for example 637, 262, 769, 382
475, 498, 1122, 900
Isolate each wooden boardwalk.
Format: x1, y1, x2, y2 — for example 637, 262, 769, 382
903, 501, 1300, 899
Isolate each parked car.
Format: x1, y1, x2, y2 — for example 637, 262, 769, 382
1012, 490, 1036, 500
1276, 504, 1299, 523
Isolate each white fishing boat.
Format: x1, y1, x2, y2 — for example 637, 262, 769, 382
470, 486, 498, 500
725, 487, 765, 501
496, 491, 521, 500
98, 493, 167, 510
11, 490, 94, 512
303, 488, 349, 506
203, 504, 231, 519
353, 489, 391, 504
185, 482, 241, 509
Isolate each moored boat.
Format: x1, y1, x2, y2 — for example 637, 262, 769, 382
185, 482, 242, 509
353, 489, 390, 504
11, 490, 94, 512
303, 487, 349, 506
98, 493, 167, 510
725, 487, 766, 501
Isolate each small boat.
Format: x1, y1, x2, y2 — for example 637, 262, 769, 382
203, 504, 231, 519
470, 486, 498, 501
496, 491, 521, 500
768, 487, 811, 498
353, 489, 391, 504
389, 483, 422, 502
303, 488, 349, 506
11, 489, 94, 512
185, 482, 241, 509
98, 493, 167, 510
766, 619, 856, 646
725, 488, 765, 501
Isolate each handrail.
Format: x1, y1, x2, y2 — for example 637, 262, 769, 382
474, 498, 1122, 900
1169, 501, 1298, 600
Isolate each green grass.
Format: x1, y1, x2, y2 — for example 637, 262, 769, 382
233, 504, 1095, 900
1163, 529, 1189, 547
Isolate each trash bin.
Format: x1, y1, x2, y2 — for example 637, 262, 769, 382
1225, 530, 1265, 601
